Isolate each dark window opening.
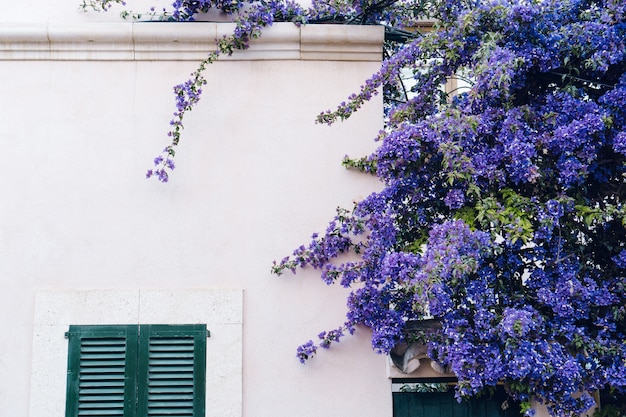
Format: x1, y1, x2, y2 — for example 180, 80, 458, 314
393, 379, 522, 417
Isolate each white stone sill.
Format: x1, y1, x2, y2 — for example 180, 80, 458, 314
0, 22, 384, 61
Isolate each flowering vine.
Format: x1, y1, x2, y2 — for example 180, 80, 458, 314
84, 0, 408, 181
275, 0, 625, 416
85, 0, 626, 415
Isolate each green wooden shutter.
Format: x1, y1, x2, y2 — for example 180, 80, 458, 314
66, 324, 208, 417
136, 324, 208, 417
65, 325, 138, 417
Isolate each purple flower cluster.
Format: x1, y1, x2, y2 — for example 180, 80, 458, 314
318, 327, 345, 348
316, 40, 426, 125
272, 207, 366, 279
140, 0, 309, 181
296, 340, 317, 363
146, 150, 176, 182
273, 0, 626, 415
169, 0, 246, 21
500, 307, 538, 338
444, 188, 465, 210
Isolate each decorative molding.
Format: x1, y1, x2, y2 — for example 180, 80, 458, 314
301, 24, 384, 61
0, 22, 383, 61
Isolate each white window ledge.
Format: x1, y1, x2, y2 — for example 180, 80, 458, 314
0, 22, 383, 61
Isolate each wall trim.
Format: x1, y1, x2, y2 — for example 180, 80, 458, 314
0, 22, 384, 61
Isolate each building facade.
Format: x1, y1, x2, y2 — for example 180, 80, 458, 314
0, 5, 584, 416
0, 8, 392, 417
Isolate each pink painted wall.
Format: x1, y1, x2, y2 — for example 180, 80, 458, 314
0, 20, 390, 417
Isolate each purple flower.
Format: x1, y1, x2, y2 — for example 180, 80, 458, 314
613, 131, 626, 156
613, 250, 626, 269
444, 189, 465, 210
500, 308, 537, 338
296, 340, 317, 363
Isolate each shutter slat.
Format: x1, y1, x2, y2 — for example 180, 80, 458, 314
81, 359, 126, 365
81, 345, 125, 350
150, 374, 194, 380
148, 394, 194, 400
149, 387, 193, 393
150, 398, 193, 408
80, 380, 125, 386
81, 339, 125, 345
79, 376, 124, 381
150, 339, 194, 345
79, 388, 126, 394
149, 346, 194, 352
148, 379, 193, 385
149, 357, 193, 363
78, 398, 125, 405
150, 352, 194, 358
79, 368, 125, 374
150, 366, 194, 372
78, 410, 124, 417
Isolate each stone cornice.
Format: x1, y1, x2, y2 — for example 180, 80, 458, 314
0, 22, 383, 61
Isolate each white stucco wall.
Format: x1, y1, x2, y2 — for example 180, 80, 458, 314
0, 16, 389, 417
